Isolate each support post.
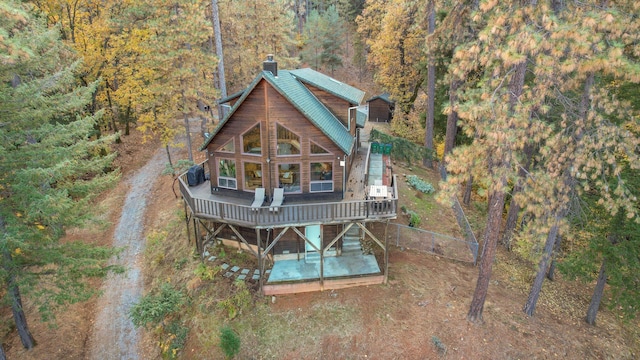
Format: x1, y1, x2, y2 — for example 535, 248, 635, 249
193, 217, 201, 254
257, 228, 263, 294
384, 220, 390, 284
184, 201, 191, 245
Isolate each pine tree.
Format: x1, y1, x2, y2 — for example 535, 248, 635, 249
1, 1, 120, 348
136, 0, 218, 162
301, 5, 345, 74
218, 0, 298, 91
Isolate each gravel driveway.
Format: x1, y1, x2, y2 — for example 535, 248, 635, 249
88, 149, 167, 359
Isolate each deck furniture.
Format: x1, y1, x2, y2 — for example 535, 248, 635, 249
269, 188, 285, 212
251, 188, 265, 211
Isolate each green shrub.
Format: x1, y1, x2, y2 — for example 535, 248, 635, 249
130, 283, 186, 328
408, 211, 421, 227
406, 175, 435, 194
219, 326, 241, 358
194, 262, 218, 281
161, 320, 189, 359
217, 280, 252, 319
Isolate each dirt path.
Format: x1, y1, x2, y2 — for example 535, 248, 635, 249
88, 149, 167, 359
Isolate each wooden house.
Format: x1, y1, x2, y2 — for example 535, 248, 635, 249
366, 93, 395, 122
179, 56, 398, 295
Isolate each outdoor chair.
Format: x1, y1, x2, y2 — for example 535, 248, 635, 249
251, 187, 265, 211
269, 188, 285, 212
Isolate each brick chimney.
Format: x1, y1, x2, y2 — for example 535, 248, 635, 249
263, 54, 277, 76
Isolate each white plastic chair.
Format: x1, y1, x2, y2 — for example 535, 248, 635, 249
251, 188, 265, 211
269, 188, 285, 212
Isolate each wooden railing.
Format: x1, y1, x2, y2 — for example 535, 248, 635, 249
179, 173, 398, 228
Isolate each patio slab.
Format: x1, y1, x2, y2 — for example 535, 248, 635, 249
267, 254, 380, 283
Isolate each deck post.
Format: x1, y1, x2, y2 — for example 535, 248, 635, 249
194, 217, 201, 254
384, 219, 389, 284
257, 228, 263, 294
320, 246, 324, 291
183, 201, 191, 245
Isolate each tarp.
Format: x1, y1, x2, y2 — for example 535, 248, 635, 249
187, 165, 205, 186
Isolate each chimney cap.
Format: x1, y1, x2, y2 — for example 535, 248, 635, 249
266, 54, 274, 62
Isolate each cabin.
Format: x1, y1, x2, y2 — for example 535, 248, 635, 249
179, 56, 398, 295
366, 93, 395, 122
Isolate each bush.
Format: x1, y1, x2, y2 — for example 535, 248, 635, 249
130, 283, 186, 328
220, 326, 241, 358
408, 211, 421, 227
194, 262, 218, 281
406, 175, 435, 194
217, 280, 252, 319
160, 320, 189, 359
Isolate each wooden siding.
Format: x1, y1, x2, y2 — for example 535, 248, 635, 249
368, 98, 392, 122
207, 79, 350, 198
305, 84, 355, 133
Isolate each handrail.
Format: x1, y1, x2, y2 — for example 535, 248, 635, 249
178, 173, 398, 229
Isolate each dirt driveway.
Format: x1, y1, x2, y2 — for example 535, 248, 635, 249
87, 149, 167, 359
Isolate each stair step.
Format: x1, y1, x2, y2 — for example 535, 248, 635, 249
343, 243, 362, 250
305, 252, 321, 263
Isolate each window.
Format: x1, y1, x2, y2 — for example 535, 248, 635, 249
276, 124, 300, 156
218, 159, 237, 189
310, 162, 333, 192
244, 162, 263, 190
242, 124, 261, 155
219, 139, 235, 153
310, 141, 329, 155
278, 163, 301, 193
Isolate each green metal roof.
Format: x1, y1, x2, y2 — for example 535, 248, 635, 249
201, 69, 356, 154
366, 92, 394, 104
356, 108, 367, 128
289, 68, 365, 105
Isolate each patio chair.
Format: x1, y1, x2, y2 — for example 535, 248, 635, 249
269, 188, 285, 212
251, 188, 265, 211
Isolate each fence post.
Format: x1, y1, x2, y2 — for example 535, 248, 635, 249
431, 232, 435, 253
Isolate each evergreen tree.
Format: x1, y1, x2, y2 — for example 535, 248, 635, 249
1, 1, 120, 348
218, 0, 298, 91
301, 5, 345, 74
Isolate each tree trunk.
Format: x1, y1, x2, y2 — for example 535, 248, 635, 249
547, 233, 562, 281
183, 112, 194, 162
2, 249, 36, 349
467, 185, 506, 322
586, 259, 607, 325
463, 175, 473, 206
523, 219, 561, 316
181, 88, 194, 162
165, 144, 174, 174
211, 0, 227, 98
1, 218, 37, 349
444, 79, 461, 157
502, 143, 534, 248
423, 1, 436, 169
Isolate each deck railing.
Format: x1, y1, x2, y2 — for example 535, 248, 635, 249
179, 173, 398, 228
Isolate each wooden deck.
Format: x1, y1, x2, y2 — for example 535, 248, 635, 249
179, 132, 397, 229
